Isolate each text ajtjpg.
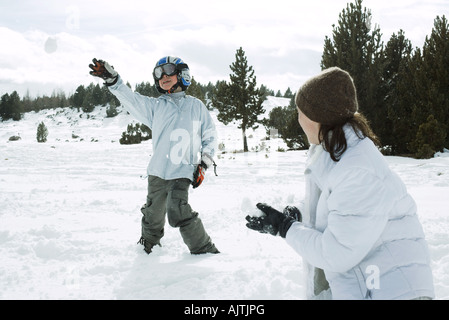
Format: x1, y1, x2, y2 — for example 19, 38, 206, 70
184, 304, 265, 317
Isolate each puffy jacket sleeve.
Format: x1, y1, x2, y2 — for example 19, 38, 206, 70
286, 168, 391, 273
107, 76, 156, 129
199, 103, 218, 159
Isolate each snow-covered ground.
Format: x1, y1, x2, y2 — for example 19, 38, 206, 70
1, 97, 448, 300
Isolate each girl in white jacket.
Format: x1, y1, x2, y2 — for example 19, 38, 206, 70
246, 67, 435, 300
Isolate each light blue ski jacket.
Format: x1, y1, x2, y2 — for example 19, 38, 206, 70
286, 125, 435, 300
108, 76, 217, 181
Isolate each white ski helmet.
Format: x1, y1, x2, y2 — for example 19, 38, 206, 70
153, 56, 191, 93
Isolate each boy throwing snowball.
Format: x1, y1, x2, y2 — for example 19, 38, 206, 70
89, 56, 219, 255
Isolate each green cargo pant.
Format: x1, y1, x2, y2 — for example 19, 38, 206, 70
140, 175, 216, 254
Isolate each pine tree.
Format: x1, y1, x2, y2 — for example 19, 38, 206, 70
393, 15, 449, 157
212, 47, 266, 152
119, 123, 151, 144
187, 77, 206, 104
284, 87, 294, 98
392, 49, 424, 155
82, 90, 95, 113
72, 85, 86, 111
259, 84, 273, 98
382, 30, 413, 151
22, 90, 33, 113
106, 99, 118, 118
265, 96, 309, 150
120, 123, 142, 145
91, 83, 104, 106
135, 81, 160, 97
0, 93, 10, 121
0, 91, 23, 121
411, 115, 447, 158
36, 121, 48, 143
419, 15, 449, 149
10, 91, 23, 121
321, 0, 384, 137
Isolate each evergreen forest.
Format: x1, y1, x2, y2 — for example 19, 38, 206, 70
1, 0, 448, 159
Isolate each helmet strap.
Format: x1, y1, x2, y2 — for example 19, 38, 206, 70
167, 82, 180, 94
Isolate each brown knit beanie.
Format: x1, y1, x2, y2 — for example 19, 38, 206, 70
295, 67, 358, 125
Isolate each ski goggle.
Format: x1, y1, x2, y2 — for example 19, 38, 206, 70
153, 63, 178, 80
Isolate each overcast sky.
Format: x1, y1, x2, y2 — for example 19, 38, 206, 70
0, 0, 448, 98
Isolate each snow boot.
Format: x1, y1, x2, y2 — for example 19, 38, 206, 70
137, 236, 161, 254
190, 242, 220, 255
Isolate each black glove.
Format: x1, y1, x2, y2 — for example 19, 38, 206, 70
192, 161, 207, 189
89, 58, 118, 86
246, 203, 299, 238
283, 205, 302, 222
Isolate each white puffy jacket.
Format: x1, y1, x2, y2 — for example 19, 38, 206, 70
286, 125, 435, 300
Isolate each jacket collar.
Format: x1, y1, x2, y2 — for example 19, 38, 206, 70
161, 91, 186, 107
343, 123, 364, 148
305, 144, 335, 190
305, 124, 362, 188
161, 91, 185, 100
